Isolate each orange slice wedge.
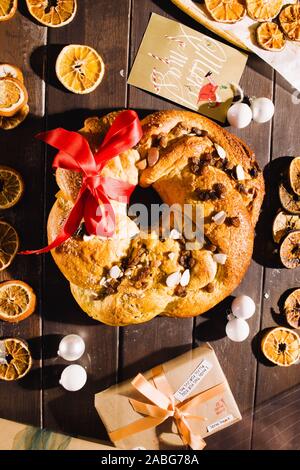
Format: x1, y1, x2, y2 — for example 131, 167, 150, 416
0, 0, 17, 22
55, 44, 105, 94
0, 220, 19, 271
0, 338, 32, 380
261, 327, 300, 366
0, 104, 29, 130
0, 280, 36, 323
205, 0, 246, 23
26, 0, 77, 27
0, 64, 24, 83
279, 4, 300, 42
0, 77, 28, 117
256, 22, 286, 51
246, 0, 283, 22
0, 165, 24, 209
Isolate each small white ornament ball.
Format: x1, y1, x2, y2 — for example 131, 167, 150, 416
251, 97, 274, 124
227, 102, 252, 129
57, 334, 85, 361
59, 364, 87, 392
231, 295, 256, 320
226, 318, 250, 342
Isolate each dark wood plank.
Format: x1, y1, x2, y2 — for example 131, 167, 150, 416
42, 0, 131, 439
195, 57, 274, 450
0, 9, 47, 426
121, 0, 194, 382
253, 383, 300, 450
252, 73, 300, 450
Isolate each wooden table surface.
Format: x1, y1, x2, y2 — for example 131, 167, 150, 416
1, 0, 299, 451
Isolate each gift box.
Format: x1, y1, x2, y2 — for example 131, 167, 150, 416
95, 343, 241, 450
0, 418, 117, 450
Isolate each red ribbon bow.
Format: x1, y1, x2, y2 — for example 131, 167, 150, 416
21, 110, 143, 255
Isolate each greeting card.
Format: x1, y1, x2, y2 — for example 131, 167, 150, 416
128, 13, 248, 123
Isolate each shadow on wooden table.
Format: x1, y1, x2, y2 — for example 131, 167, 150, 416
193, 296, 232, 343
251, 329, 277, 368
252, 156, 295, 269
47, 385, 110, 441
18, 0, 43, 27
30, 45, 72, 94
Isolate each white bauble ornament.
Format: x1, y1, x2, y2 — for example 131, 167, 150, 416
57, 334, 85, 361
251, 97, 274, 124
59, 364, 87, 392
227, 102, 252, 129
231, 295, 256, 320
226, 318, 250, 342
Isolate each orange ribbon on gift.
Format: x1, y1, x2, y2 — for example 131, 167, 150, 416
109, 365, 227, 450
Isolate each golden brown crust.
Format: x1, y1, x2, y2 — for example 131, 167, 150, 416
138, 110, 264, 226
47, 110, 264, 325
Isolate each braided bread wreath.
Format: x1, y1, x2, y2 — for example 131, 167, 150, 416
47, 110, 264, 326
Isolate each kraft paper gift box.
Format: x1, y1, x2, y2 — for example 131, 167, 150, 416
95, 343, 241, 450
0, 418, 117, 450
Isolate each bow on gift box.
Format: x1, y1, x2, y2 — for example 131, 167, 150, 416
21, 110, 143, 255
109, 365, 227, 450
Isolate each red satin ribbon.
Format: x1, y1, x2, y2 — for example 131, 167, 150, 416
21, 110, 143, 255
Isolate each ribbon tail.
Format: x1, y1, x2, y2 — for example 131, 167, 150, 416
19, 235, 70, 256
176, 416, 206, 451
20, 188, 87, 255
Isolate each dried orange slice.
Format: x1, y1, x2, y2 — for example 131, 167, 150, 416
284, 289, 300, 329
256, 22, 286, 51
0, 104, 29, 130
55, 44, 105, 94
289, 156, 300, 196
0, 166, 24, 209
0, 77, 28, 117
280, 230, 300, 269
279, 182, 300, 215
0, 280, 36, 323
0, 0, 17, 22
204, 0, 246, 23
246, 0, 283, 22
0, 220, 19, 271
272, 211, 300, 243
261, 327, 300, 366
279, 4, 300, 42
0, 338, 32, 380
0, 64, 23, 83
26, 0, 77, 28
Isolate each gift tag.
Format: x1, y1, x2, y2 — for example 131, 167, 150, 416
174, 359, 213, 402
